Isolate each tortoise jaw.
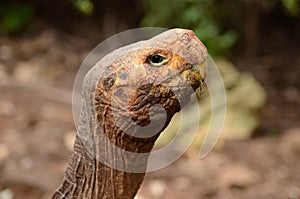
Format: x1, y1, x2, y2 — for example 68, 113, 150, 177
193, 61, 207, 81
181, 61, 207, 91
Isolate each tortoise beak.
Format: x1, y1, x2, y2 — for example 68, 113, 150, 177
181, 60, 207, 91
193, 61, 207, 82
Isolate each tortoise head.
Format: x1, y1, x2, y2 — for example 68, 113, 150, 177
95, 29, 207, 138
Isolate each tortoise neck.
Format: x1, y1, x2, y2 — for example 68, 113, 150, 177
52, 133, 156, 199
52, 87, 162, 199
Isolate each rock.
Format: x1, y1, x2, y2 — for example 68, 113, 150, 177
148, 180, 166, 198
13, 61, 41, 85
0, 188, 14, 199
218, 165, 260, 189
63, 131, 76, 151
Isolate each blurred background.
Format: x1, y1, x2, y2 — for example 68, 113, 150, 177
0, 0, 299, 198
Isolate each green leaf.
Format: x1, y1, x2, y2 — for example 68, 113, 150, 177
0, 3, 35, 33
71, 0, 94, 16
281, 0, 299, 15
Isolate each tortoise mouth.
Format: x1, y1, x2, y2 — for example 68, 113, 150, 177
193, 61, 207, 80
181, 61, 207, 90
153, 60, 207, 85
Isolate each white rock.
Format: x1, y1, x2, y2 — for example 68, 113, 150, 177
149, 180, 166, 198
0, 188, 14, 199
13, 61, 40, 85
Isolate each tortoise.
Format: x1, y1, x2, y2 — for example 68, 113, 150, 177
52, 28, 207, 199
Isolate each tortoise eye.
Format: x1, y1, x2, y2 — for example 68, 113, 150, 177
147, 54, 168, 66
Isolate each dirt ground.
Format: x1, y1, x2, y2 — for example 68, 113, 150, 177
0, 27, 299, 199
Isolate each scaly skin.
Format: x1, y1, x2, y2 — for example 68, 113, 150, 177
52, 28, 207, 199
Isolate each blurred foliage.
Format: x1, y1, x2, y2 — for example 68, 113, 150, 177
0, 0, 95, 34
141, 0, 299, 56
141, 0, 238, 56
0, 3, 35, 33
71, 0, 95, 15
280, 0, 299, 15
0, 0, 298, 42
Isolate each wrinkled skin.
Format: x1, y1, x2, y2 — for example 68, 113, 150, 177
52, 29, 207, 199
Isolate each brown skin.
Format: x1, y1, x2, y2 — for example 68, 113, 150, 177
52, 29, 207, 199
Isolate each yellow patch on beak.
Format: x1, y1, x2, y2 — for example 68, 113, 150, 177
193, 61, 207, 80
